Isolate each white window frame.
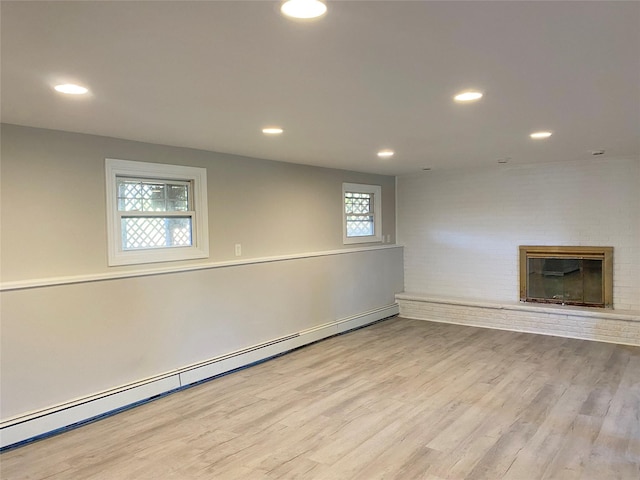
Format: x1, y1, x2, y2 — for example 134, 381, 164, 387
105, 158, 209, 266
342, 182, 382, 244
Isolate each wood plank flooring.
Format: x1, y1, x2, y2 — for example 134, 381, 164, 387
1, 317, 639, 479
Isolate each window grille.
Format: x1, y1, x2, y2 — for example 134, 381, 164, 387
345, 192, 374, 237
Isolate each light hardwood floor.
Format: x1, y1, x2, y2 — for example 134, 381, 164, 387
1, 317, 639, 479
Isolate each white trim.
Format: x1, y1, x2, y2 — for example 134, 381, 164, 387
342, 182, 383, 244
0, 245, 402, 292
394, 175, 398, 245
0, 304, 399, 449
105, 158, 209, 266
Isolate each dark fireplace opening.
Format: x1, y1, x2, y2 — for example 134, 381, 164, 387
519, 246, 613, 308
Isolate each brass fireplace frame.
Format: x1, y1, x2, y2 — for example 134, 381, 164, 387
519, 246, 613, 308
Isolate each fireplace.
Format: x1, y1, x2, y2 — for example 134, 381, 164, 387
519, 246, 613, 308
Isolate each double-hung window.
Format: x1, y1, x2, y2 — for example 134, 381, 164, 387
342, 183, 382, 244
105, 158, 209, 266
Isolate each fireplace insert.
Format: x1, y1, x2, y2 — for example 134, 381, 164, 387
519, 246, 613, 308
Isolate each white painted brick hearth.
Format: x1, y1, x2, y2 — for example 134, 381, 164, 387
396, 294, 640, 346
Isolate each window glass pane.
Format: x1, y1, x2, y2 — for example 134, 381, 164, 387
583, 259, 603, 304
118, 180, 143, 211
118, 197, 141, 211
167, 184, 188, 201
345, 192, 372, 214
167, 200, 188, 211
145, 183, 165, 200
121, 217, 192, 250
118, 180, 140, 197
346, 215, 374, 237
117, 178, 190, 213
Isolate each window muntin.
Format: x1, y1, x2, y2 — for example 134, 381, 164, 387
343, 183, 382, 244
106, 159, 208, 266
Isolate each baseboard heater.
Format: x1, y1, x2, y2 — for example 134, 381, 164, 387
0, 304, 399, 450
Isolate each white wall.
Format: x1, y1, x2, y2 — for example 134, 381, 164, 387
0, 125, 403, 442
397, 158, 640, 311
1, 124, 396, 282
1, 249, 402, 420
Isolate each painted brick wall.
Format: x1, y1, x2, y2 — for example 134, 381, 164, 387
397, 157, 640, 311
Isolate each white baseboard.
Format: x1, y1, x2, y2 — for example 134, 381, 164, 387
0, 376, 180, 450
0, 304, 398, 450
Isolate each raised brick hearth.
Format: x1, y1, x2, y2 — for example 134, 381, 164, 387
396, 293, 640, 346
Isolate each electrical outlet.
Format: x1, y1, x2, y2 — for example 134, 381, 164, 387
235, 244, 242, 257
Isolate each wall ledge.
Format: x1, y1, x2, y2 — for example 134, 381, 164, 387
1, 244, 403, 292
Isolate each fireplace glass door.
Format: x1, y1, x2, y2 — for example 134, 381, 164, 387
526, 258, 603, 306
519, 246, 613, 308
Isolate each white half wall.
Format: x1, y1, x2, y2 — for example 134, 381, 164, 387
0, 246, 403, 448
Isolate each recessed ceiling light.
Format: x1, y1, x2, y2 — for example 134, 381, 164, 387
262, 127, 284, 135
54, 83, 89, 95
281, 0, 327, 19
454, 91, 483, 102
377, 149, 394, 158
530, 131, 552, 139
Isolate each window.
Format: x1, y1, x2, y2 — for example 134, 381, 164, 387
343, 183, 382, 244
105, 158, 209, 266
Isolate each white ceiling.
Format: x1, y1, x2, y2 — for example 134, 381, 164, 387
2, 0, 639, 175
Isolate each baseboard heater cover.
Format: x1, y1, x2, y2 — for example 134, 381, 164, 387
0, 303, 399, 450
